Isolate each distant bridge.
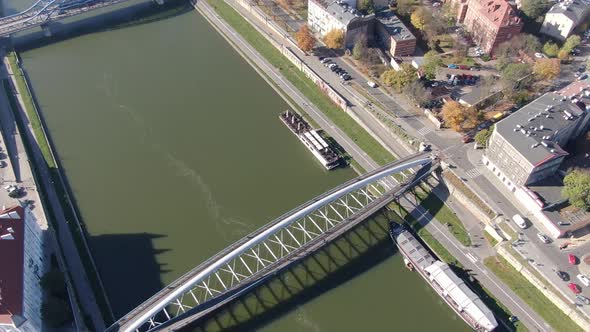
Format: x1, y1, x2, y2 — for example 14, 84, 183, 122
0, 0, 158, 37
106, 152, 438, 332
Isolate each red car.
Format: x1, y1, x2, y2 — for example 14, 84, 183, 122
569, 283, 582, 294
569, 254, 578, 265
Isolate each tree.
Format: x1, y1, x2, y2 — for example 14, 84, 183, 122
562, 35, 581, 54
563, 169, 590, 210
403, 80, 428, 106
352, 38, 367, 60
41, 270, 68, 298
380, 64, 418, 91
474, 127, 493, 147
295, 25, 315, 53
512, 34, 542, 55
396, 0, 414, 16
520, 0, 550, 20
411, 7, 428, 31
543, 42, 559, 58
533, 58, 561, 81
557, 49, 570, 60
441, 101, 477, 131
500, 63, 532, 90
323, 29, 344, 49
42, 296, 72, 327
441, 1, 458, 26
422, 50, 442, 79
358, 0, 374, 14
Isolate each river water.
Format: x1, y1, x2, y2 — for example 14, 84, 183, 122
7, 0, 468, 330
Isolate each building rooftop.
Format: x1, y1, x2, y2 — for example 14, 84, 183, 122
495, 92, 588, 166
0, 206, 24, 326
318, 0, 364, 25
546, 0, 590, 25
376, 10, 415, 42
469, 0, 522, 27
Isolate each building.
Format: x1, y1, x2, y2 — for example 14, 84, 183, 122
308, 0, 375, 49
482, 82, 590, 238
458, 0, 523, 53
541, 0, 590, 41
308, 0, 415, 55
375, 10, 416, 56
0, 206, 44, 332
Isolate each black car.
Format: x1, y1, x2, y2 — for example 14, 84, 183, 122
331, 66, 340, 72
556, 270, 570, 281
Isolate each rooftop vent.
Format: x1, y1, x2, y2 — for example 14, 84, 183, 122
540, 125, 544, 130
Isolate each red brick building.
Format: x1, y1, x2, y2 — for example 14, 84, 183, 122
458, 0, 523, 54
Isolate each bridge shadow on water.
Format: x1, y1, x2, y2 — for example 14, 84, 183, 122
182, 208, 400, 332
89, 232, 170, 318
10, 0, 194, 51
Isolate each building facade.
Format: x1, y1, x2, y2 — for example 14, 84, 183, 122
541, 0, 590, 40
459, 0, 523, 53
308, 0, 415, 54
0, 206, 44, 332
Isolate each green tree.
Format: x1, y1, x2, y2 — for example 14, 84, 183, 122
380, 63, 418, 91
358, 0, 374, 14
42, 296, 72, 327
543, 42, 559, 57
501, 63, 532, 90
41, 270, 67, 298
422, 50, 442, 79
474, 127, 493, 147
562, 35, 581, 54
520, 0, 550, 19
323, 29, 345, 49
403, 80, 427, 106
352, 38, 367, 60
563, 169, 590, 210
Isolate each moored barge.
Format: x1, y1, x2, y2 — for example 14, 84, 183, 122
389, 222, 498, 332
280, 110, 341, 170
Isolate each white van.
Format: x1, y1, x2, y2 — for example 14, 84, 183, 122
512, 214, 528, 229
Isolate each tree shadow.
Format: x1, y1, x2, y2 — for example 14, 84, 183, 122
183, 210, 396, 331
10, 0, 194, 52
90, 232, 169, 318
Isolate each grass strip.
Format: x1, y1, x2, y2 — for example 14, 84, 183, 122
442, 170, 496, 219
413, 186, 472, 247
6, 53, 55, 168
206, 0, 395, 166
484, 255, 583, 332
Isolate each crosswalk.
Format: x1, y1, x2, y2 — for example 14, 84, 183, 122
417, 126, 433, 136
464, 168, 481, 178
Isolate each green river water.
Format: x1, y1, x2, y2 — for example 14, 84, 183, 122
6, 0, 468, 330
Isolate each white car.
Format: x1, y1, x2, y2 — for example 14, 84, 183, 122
537, 233, 551, 244
578, 274, 590, 287
534, 52, 547, 59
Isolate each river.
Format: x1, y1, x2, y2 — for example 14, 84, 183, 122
7, 0, 468, 330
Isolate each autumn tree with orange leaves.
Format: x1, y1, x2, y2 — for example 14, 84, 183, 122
295, 25, 316, 53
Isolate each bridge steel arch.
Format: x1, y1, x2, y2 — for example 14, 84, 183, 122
109, 153, 435, 332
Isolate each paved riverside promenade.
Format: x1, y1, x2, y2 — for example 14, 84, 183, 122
191, 1, 550, 330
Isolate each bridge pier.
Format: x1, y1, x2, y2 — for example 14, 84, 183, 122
41, 24, 51, 37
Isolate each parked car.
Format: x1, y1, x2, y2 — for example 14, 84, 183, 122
470, 66, 480, 71
569, 283, 582, 294
556, 270, 570, 281
537, 233, 551, 244
577, 274, 590, 287
320, 58, 331, 63
512, 214, 528, 229
447, 64, 458, 69
569, 254, 578, 265
367, 81, 377, 88
579, 74, 588, 80
534, 52, 546, 58
462, 134, 474, 143
576, 295, 590, 305
458, 65, 470, 70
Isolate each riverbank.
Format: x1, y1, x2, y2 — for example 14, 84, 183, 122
3, 51, 112, 329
